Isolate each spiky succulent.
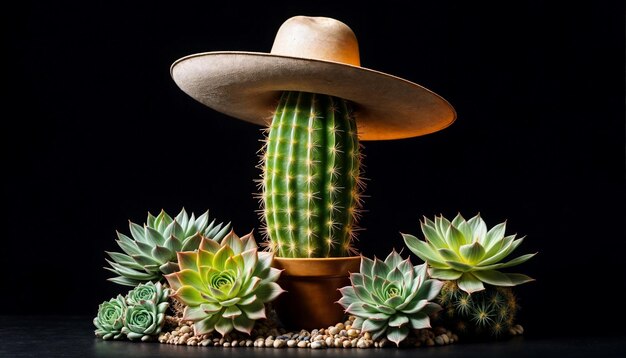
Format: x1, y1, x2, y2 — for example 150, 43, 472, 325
403, 213, 536, 294
164, 231, 284, 336
94, 295, 127, 340
338, 251, 443, 346
106, 208, 231, 286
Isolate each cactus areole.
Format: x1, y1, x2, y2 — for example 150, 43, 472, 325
171, 15, 456, 257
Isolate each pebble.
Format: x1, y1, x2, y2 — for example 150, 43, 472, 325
157, 310, 462, 349
442, 334, 450, 344
434, 336, 445, 345
179, 333, 190, 344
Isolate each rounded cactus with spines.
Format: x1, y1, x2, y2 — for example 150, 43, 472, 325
260, 91, 363, 257
436, 281, 519, 338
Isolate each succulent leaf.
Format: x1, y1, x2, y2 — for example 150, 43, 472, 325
164, 232, 284, 336
338, 253, 443, 346
403, 214, 536, 294
106, 209, 231, 286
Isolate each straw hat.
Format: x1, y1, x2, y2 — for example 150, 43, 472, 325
171, 16, 456, 140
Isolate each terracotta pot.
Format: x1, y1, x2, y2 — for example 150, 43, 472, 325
272, 256, 361, 330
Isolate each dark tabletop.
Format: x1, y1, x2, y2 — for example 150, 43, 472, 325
1, 316, 624, 358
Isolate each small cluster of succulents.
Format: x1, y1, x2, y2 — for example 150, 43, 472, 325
164, 231, 284, 336
399, 213, 535, 338
95, 208, 535, 346
106, 208, 231, 286
94, 282, 170, 341
338, 251, 443, 346
96, 208, 284, 342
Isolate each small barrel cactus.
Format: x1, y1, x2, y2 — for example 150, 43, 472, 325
260, 91, 363, 257
402, 213, 536, 294
94, 295, 127, 340
338, 251, 443, 346
164, 231, 284, 336
106, 208, 231, 286
436, 281, 519, 338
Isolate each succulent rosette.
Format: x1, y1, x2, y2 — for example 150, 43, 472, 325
121, 298, 168, 341
106, 208, 231, 286
94, 295, 127, 340
338, 251, 443, 346
164, 231, 284, 336
403, 213, 536, 294
126, 281, 170, 306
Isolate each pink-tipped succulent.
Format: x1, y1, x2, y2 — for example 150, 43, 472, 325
164, 231, 284, 336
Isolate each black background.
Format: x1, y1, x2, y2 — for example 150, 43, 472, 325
3, 1, 624, 340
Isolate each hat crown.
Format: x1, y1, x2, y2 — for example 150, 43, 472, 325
270, 16, 360, 67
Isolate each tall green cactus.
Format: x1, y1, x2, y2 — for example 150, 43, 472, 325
260, 91, 363, 258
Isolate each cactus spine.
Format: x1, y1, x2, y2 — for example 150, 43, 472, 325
260, 91, 362, 258
436, 281, 519, 338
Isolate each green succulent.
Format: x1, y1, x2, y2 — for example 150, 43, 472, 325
164, 231, 284, 336
121, 298, 169, 341
126, 281, 170, 308
402, 213, 536, 294
94, 295, 127, 340
106, 208, 231, 286
338, 251, 443, 346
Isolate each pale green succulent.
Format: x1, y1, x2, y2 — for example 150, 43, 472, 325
126, 281, 170, 308
106, 208, 231, 286
164, 231, 284, 336
403, 213, 536, 294
338, 251, 443, 346
94, 295, 126, 340
121, 298, 169, 341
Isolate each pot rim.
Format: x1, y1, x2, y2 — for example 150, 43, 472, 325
273, 256, 362, 262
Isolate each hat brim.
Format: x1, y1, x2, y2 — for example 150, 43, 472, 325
171, 51, 456, 141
